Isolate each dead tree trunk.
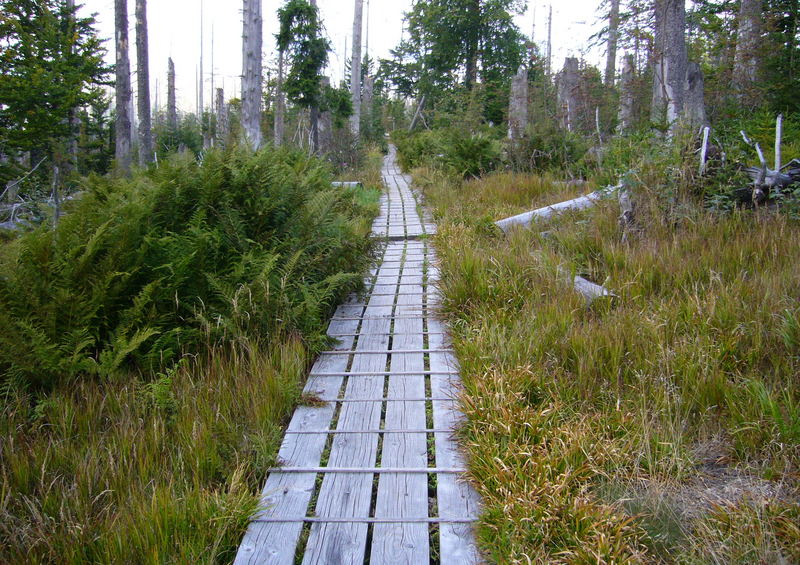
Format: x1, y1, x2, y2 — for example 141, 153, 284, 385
215, 88, 228, 148
167, 57, 177, 131
318, 77, 333, 153
651, 0, 687, 133
350, 0, 363, 140
556, 57, 580, 132
241, 0, 263, 150
508, 66, 528, 140
135, 0, 153, 166
65, 0, 79, 174
114, 0, 132, 174
605, 0, 620, 86
617, 54, 635, 134
362, 75, 374, 139
683, 61, 707, 127
408, 95, 426, 131
732, 0, 763, 104
274, 49, 285, 147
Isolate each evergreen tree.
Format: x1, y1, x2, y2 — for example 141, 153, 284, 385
0, 0, 109, 183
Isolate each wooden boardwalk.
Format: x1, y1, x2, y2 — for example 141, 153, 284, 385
234, 147, 480, 565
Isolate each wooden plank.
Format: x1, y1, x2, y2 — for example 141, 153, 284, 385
234, 314, 358, 565
301, 267, 397, 565
371, 259, 429, 565
428, 312, 482, 565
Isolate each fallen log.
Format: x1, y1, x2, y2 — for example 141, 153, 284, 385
556, 265, 617, 306
495, 184, 620, 233
331, 181, 363, 189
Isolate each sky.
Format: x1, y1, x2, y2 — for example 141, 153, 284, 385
77, 0, 606, 113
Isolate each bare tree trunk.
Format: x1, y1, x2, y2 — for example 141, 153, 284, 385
683, 61, 707, 127
241, 0, 263, 150
318, 77, 333, 154
732, 0, 763, 104
65, 0, 79, 174
651, 0, 687, 133
167, 57, 177, 131
215, 88, 228, 148
350, 0, 363, 140
114, 0, 132, 174
556, 57, 580, 132
605, 0, 620, 85
274, 49, 285, 147
617, 54, 635, 134
508, 66, 528, 140
464, 0, 480, 89
136, 0, 153, 166
408, 94, 426, 131
362, 75, 374, 139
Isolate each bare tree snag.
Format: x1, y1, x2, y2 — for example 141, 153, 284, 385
275, 49, 285, 147
242, 0, 263, 150
350, 0, 363, 140
556, 58, 580, 132
65, 0, 79, 174
617, 54, 635, 134
216, 88, 228, 148
775, 114, 783, 171
318, 77, 333, 154
408, 95, 426, 132
362, 75, 374, 138
508, 66, 529, 140
167, 57, 177, 131
732, 0, 763, 103
114, 0, 132, 174
683, 61, 707, 128
605, 0, 620, 85
699, 126, 710, 175
135, 0, 153, 166
652, 0, 687, 132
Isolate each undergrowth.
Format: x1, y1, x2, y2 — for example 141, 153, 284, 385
412, 139, 800, 562
0, 146, 382, 562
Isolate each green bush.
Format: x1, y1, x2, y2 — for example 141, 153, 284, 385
505, 125, 589, 174
0, 147, 377, 390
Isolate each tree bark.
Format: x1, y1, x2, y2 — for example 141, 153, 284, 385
274, 49, 285, 147
732, 0, 763, 104
362, 75, 374, 139
65, 0, 79, 174
617, 54, 635, 134
651, 0, 687, 133
241, 0, 263, 150
683, 61, 707, 127
215, 88, 228, 148
464, 0, 480, 90
350, 0, 363, 140
136, 0, 153, 165
508, 66, 528, 140
605, 0, 620, 86
318, 77, 332, 154
167, 57, 177, 131
556, 57, 580, 132
114, 0, 132, 174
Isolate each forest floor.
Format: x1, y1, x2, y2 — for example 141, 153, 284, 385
413, 166, 800, 563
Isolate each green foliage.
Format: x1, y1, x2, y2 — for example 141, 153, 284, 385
0, 147, 376, 389
277, 0, 329, 109
393, 128, 501, 178
0, 0, 110, 180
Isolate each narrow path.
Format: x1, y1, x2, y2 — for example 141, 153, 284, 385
235, 147, 480, 565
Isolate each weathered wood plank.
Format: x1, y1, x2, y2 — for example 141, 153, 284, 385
429, 297, 482, 564
301, 264, 397, 565
234, 314, 359, 565
371, 252, 429, 564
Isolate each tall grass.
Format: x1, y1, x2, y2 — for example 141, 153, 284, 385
418, 165, 800, 562
0, 147, 382, 562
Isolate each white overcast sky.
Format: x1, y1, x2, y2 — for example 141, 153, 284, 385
77, 0, 605, 112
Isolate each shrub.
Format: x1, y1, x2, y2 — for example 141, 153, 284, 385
0, 147, 377, 390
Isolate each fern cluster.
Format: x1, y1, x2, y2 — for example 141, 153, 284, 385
0, 147, 376, 389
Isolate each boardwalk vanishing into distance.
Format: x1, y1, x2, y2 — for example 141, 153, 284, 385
234, 147, 481, 564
